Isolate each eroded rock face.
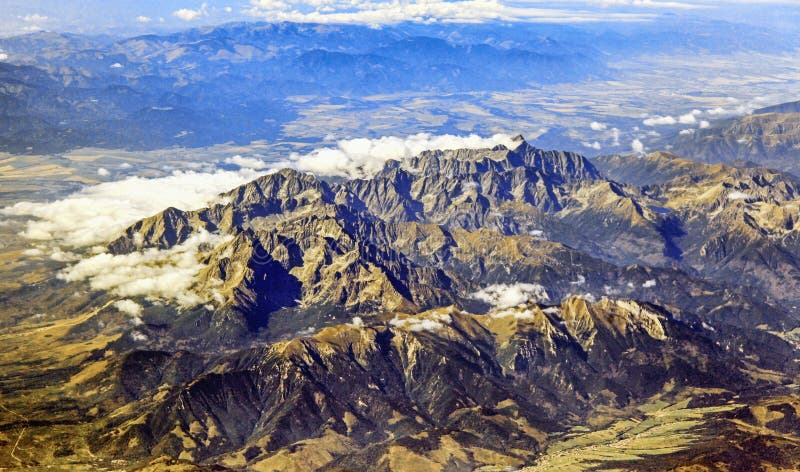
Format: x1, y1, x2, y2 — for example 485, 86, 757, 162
95, 298, 748, 470
8, 140, 800, 471
105, 139, 800, 344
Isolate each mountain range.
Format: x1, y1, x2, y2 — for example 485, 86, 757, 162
1, 19, 798, 155
0, 23, 608, 154
3, 135, 800, 469
669, 100, 800, 175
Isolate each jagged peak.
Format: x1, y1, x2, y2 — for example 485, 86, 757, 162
221, 167, 336, 206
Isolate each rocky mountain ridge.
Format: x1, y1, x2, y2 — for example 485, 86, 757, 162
4, 139, 800, 470
670, 99, 800, 174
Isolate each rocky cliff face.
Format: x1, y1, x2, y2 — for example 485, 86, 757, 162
7, 139, 800, 470
105, 138, 800, 343
91, 298, 754, 470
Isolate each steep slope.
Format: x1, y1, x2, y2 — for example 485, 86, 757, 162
101, 140, 800, 346
4, 139, 800, 470
87, 298, 756, 470
670, 99, 800, 174
593, 151, 712, 186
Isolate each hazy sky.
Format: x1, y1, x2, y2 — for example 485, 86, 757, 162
2, 0, 799, 37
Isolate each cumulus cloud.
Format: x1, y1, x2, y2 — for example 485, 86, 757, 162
590, 121, 607, 131
49, 248, 79, 262
59, 230, 231, 307
278, 133, 518, 178
390, 312, 452, 332
135, 15, 152, 23
224, 155, 269, 170
470, 282, 549, 309
114, 299, 143, 317
678, 109, 702, 124
631, 139, 645, 153
706, 105, 754, 117
582, 141, 602, 150
2, 131, 518, 255
679, 129, 695, 135
97, 167, 110, 177
1, 169, 261, 247
173, 3, 208, 21
643, 115, 677, 126
0, 52, 8, 61
114, 299, 144, 325
486, 305, 541, 321
699, 120, 710, 129
110, 63, 123, 69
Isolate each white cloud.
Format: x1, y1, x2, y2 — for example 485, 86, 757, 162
728, 190, 750, 201
59, 230, 232, 307
611, 128, 620, 146
173, 3, 208, 21
487, 305, 541, 321
114, 299, 144, 325
224, 6, 233, 12
390, 312, 452, 332
245, 0, 658, 25
110, 62, 123, 69
643, 115, 677, 126
49, 248, 79, 262
631, 139, 645, 153
1, 169, 261, 248
22, 247, 44, 257
582, 141, 602, 150
97, 167, 110, 177
224, 155, 269, 170
699, 120, 710, 129
679, 129, 695, 135
574, 293, 597, 303
590, 121, 607, 131
2, 133, 517, 247
131, 331, 148, 342
0, 53, 8, 61
642, 279, 657, 288
135, 15, 152, 23
469, 282, 549, 309
349, 316, 365, 327
114, 299, 143, 317
678, 109, 702, 124
279, 133, 518, 178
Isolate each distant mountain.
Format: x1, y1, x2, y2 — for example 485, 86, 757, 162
2, 18, 795, 155
669, 99, 800, 175
0, 23, 608, 153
